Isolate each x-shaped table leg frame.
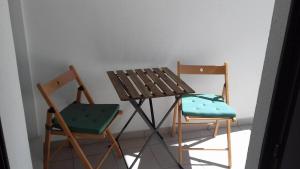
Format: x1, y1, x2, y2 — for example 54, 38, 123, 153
116, 96, 183, 169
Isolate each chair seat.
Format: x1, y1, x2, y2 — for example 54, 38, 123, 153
181, 94, 236, 118
53, 103, 120, 134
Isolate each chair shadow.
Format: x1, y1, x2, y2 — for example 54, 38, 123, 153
189, 157, 228, 168
117, 126, 251, 169
179, 126, 251, 169
177, 137, 228, 169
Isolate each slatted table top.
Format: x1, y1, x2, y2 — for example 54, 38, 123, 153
107, 67, 195, 101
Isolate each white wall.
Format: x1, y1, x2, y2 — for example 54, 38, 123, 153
245, 0, 292, 168
20, 0, 275, 136
0, 0, 33, 168
8, 0, 38, 139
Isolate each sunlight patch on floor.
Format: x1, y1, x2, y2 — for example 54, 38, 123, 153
124, 152, 141, 169
190, 130, 251, 169
172, 129, 251, 169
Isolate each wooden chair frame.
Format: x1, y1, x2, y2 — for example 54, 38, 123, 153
37, 65, 122, 169
171, 61, 234, 168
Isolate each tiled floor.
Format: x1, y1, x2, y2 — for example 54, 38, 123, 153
30, 125, 251, 169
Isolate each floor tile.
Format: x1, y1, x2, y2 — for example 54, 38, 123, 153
119, 130, 145, 140
150, 143, 185, 169
76, 140, 110, 157
74, 153, 118, 169
51, 147, 74, 161
50, 159, 74, 169
118, 147, 160, 169
30, 137, 43, 169
164, 129, 213, 145
183, 163, 206, 169
238, 124, 252, 131
31, 125, 251, 169
118, 137, 146, 150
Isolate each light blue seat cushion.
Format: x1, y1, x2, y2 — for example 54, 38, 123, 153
181, 94, 236, 118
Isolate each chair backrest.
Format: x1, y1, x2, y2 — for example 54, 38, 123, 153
177, 61, 230, 104
40, 67, 77, 95
37, 65, 94, 112
37, 66, 97, 142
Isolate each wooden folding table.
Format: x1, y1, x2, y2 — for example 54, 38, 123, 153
107, 67, 194, 169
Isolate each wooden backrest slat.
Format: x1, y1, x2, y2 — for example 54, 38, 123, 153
107, 71, 130, 101
161, 67, 195, 93
177, 61, 229, 103
135, 69, 164, 97
144, 69, 173, 95
179, 65, 226, 75
126, 70, 151, 98
42, 70, 76, 94
116, 70, 141, 99
152, 68, 184, 94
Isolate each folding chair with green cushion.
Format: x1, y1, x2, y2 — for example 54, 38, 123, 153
37, 65, 122, 169
171, 61, 236, 169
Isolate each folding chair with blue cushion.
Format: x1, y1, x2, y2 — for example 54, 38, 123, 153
171, 61, 236, 168
37, 65, 122, 169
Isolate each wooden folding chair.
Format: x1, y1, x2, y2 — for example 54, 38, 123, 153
171, 61, 236, 168
37, 65, 122, 169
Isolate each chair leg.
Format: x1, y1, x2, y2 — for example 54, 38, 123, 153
171, 103, 178, 136
178, 108, 183, 164
106, 130, 122, 158
43, 130, 51, 169
95, 143, 114, 169
226, 119, 232, 168
213, 120, 220, 137
44, 111, 53, 169
50, 140, 69, 160
68, 136, 93, 169
184, 117, 190, 138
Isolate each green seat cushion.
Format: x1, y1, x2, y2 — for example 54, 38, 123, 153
53, 103, 119, 134
182, 94, 236, 118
